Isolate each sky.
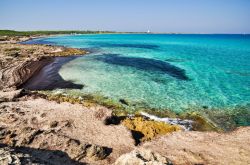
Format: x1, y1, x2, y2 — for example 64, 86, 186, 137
0, 0, 250, 33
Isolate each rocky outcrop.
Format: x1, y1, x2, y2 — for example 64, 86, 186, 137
0, 89, 25, 102
0, 96, 135, 164
122, 117, 180, 143
0, 57, 52, 90
0, 112, 112, 163
0, 144, 83, 165
0, 126, 111, 162
141, 127, 250, 165
0, 36, 32, 44
0, 43, 87, 90
114, 149, 172, 165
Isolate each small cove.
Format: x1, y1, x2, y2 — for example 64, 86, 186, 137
22, 34, 250, 130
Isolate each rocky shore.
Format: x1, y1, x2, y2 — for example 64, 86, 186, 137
0, 36, 250, 165
0, 38, 87, 90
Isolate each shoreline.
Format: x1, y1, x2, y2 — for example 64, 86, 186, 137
0, 35, 88, 90
20, 35, 248, 132
1, 35, 250, 164
2, 34, 247, 132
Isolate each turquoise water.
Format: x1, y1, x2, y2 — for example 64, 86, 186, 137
25, 34, 250, 115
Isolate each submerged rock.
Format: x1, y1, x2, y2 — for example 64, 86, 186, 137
119, 99, 129, 106
181, 111, 219, 131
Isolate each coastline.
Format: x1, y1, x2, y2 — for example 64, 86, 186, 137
0, 35, 88, 90
0, 35, 250, 164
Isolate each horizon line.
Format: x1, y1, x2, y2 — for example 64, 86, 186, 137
0, 29, 249, 35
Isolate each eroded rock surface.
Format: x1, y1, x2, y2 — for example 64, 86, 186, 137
0, 144, 83, 165
0, 96, 135, 164
114, 149, 172, 165
0, 43, 87, 90
122, 117, 180, 143
141, 127, 250, 165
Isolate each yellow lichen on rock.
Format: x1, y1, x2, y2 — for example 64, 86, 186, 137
122, 117, 181, 142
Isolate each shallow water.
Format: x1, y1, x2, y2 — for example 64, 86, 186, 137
24, 34, 250, 126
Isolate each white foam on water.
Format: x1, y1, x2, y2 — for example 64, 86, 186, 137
140, 112, 193, 131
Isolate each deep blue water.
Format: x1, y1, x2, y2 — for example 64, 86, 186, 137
25, 34, 250, 114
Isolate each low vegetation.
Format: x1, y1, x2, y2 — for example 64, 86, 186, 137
0, 30, 116, 36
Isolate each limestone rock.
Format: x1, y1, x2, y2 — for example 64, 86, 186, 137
0, 145, 28, 165
0, 89, 24, 102
114, 149, 172, 165
0, 144, 83, 165
0, 125, 112, 162
0, 43, 87, 90
122, 117, 180, 142
86, 145, 112, 161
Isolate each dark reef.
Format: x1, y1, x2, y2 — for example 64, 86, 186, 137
95, 54, 190, 80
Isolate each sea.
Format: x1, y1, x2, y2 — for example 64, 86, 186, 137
23, 34, 250, 128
